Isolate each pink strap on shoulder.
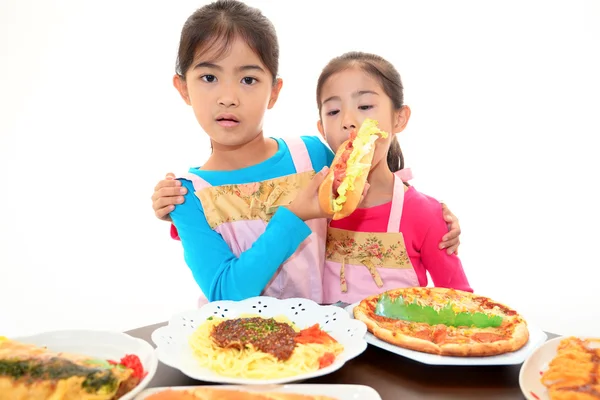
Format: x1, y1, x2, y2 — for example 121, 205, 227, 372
387, 172, 406, 233
178, 172, 212, 191
282, 136, 313, 173
396, 168, 413, 182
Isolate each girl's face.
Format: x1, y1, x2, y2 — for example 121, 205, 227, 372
317, 67, 409, 172
174, 36, 282, 149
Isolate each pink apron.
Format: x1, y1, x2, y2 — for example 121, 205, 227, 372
179, 137, 327, 306
322, 170, 419, 304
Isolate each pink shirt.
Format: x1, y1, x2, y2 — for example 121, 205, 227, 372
329, 186, 473, 292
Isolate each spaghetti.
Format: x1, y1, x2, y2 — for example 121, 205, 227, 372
188, 315, 344, 379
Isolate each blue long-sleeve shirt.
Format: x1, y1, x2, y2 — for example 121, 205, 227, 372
170, 136, 334, 302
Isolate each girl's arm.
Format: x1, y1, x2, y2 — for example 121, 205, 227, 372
171, 179, 312, 301
170, 168, 331, 302
421, 205, 473, 292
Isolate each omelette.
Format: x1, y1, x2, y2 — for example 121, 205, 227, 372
0, 336, 144, 400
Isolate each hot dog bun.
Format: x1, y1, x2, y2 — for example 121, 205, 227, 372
318, 119, 389, 220
318, 142, 375, 220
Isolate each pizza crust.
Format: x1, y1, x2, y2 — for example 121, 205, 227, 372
353, 288, 530, 357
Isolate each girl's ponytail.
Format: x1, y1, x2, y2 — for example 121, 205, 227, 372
387, 136, 404, 172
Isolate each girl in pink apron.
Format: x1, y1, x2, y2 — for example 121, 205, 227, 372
316, 51, 473, 305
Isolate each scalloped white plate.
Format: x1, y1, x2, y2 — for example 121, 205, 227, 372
12, 329, 158, 400
151, 296, 368, 385
344, 302, 548, 366
519, 336, 599, 400
135, 384, 381, 399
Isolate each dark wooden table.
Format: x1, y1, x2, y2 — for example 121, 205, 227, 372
126, 322, 557, 400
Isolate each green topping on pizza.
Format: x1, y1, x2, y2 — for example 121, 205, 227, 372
374, 293, 503, 328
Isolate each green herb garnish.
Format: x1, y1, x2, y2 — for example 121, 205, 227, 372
0, 358, 118, 393
375, 294, 502, 328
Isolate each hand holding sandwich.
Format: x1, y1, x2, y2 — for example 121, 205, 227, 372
286, 166, 370, 222
286, 167, 334, 221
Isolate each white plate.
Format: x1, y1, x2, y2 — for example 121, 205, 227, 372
151, 296, 368, 385
519, 336, 599, 400
135, 384, 381, 399
344, 302, 548, 366
13, 329, 158, 400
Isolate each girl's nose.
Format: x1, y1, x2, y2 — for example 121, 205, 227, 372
218, 85, 239, 107
218, 97, 239, 107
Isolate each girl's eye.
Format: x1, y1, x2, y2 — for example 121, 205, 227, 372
241, 77, 257, 85
201, 74, 217, 83
326, 109, 340, 116
359, 105, 373, 111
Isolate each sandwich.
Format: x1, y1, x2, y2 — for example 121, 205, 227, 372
318, 118, 388, 220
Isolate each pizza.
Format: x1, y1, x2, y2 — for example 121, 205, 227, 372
353, 287, 530, 357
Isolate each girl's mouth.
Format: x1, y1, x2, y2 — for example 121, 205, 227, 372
216, 114, 240, 127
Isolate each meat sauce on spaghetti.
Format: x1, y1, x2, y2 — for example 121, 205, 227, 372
211, 317, 297, 361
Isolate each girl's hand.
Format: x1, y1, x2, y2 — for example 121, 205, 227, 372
151, 173, 187, 221
439, 202, 461, 255
287, 167, 370, 221
286, 167, 333, 221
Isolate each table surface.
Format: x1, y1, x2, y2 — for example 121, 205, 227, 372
126, 321, 557, 400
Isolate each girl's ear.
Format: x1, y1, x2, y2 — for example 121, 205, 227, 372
393, 105, 412, 134
268, 78, 284, 109
317, 119, 325, 139
173, 74, 191, 105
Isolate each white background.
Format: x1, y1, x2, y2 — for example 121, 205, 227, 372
1, 0, 599, 338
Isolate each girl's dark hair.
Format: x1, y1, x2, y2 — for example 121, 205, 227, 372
316, 51, 406, 173
176, 0, 279, 84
